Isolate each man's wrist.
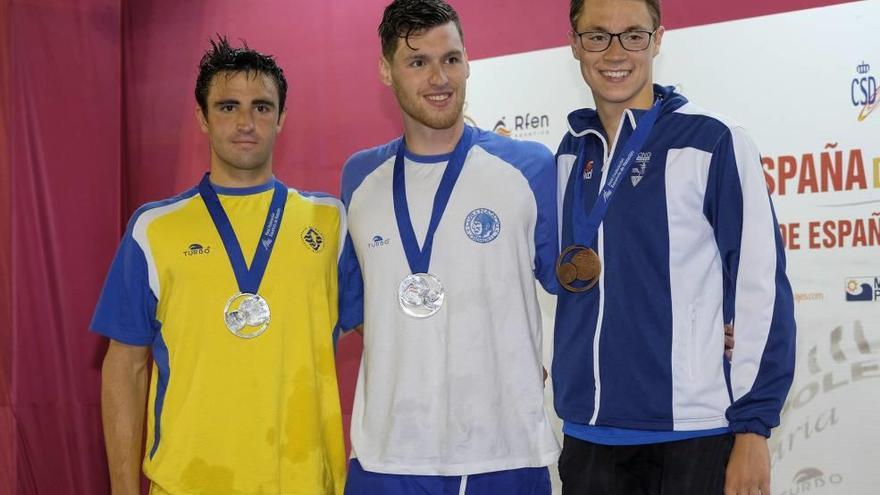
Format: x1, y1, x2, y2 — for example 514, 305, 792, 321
729, 418, 771, 437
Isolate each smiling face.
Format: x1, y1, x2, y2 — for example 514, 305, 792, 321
380, 21, 469, 134
570, 0, 664, 116
196, 70, 286, 184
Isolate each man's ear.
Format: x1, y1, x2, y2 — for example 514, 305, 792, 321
276, 109, 287, 132
652, 26, 665, 57
196, 107, 209, 133
379, 56, 393, 87
568, 31, 580, 60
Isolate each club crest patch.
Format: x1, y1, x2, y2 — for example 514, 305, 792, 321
302, 227, 324, 252
631, 152, 652, 186
464, 208, 501, 243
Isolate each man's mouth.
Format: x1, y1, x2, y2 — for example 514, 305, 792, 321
600, 70, 631, 82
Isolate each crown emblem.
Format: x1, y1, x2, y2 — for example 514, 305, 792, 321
857, 61, 871, 74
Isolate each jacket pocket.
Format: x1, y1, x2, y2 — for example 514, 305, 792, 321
687, 304, 697, 379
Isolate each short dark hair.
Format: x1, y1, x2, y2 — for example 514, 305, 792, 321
569, 0, 661, 30
194, 36, 288, 117
378, 0, 463, 60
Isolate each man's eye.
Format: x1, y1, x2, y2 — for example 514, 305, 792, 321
220, 105, 235, 112
410, 60, 424, 68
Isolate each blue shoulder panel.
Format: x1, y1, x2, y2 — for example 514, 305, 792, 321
90, 187, 198, 346
476, 129, 559, 294
340, 138, 399, 207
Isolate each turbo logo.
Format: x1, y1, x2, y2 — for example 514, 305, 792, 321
183, 243, 211, 257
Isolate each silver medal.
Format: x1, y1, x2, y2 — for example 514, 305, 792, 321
223, 292, 271, 339
398, 273, 445, 318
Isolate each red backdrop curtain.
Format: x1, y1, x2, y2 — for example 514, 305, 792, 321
1, 0, 13, 492
0, 0, 851, 492
2, 0, 122, 493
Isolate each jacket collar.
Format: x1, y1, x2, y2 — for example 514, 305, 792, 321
566, 84, 687, 138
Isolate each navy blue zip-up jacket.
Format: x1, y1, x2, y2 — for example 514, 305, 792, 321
553, 85, 796, 437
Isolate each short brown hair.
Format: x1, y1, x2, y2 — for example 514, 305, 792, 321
569, 0, 661, 30
379, 0, 463, 60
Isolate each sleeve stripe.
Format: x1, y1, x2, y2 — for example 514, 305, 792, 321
556, 154, 577, 250
131, 196, 195, 301
729, 127, 778, 400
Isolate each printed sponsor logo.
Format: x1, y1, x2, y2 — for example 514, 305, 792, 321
845, 276, 880, 302
794, 292, 824, 304
491, 113, 551, 138
368, 235, 391, 248
492, 118, 512, 137
183, 243, 211, 257
852, 60, 878, 121
777, 467, 843, 495
464, 208, 501, 243
302, 227, 324, 252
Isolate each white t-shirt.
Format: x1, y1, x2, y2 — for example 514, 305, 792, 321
338, 127, 560, 475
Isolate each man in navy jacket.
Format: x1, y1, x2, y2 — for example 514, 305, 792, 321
552, 0, 796, 493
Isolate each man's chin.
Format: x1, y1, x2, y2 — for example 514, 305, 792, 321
420, 112, 463, 131
405, 104, 464, 131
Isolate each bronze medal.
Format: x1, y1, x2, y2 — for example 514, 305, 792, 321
571, 248, 601, 281
556, 245, 601, 292
557, 262, 578, 285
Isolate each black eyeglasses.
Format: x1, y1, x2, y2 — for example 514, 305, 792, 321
575, 30, 656, 52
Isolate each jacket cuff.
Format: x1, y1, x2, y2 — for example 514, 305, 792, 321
729, 419, 771, 438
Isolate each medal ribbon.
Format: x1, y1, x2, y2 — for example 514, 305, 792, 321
572, 100, 662, 246
198, 174, 287, 294
393, 125, 474, 274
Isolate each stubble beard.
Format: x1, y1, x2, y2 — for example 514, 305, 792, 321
213, 143, 272, 175
396, 86, 466, 131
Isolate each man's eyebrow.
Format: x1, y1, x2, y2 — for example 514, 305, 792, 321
403, 50, 463, 62
579, 24, 651, 32
213, 99, 240, 106
403, 53, 427, 62
251, 99, 276, 107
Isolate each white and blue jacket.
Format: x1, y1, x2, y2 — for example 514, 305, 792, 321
553, 85, 796, 437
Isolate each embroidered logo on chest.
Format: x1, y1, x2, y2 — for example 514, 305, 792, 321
464, 208, 501, 243
302, 227, 324, 253
631, 152, 652, 187
583, 159, 594, 180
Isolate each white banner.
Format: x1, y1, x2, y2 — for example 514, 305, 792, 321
467, 2, 880, 493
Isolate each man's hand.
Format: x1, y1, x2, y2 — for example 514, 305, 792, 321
725, 432, 770, 495
724, 324, 735, 360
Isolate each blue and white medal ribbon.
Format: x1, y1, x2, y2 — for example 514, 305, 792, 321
198, 174, 287, 337
393, 126, 474, 318
557, 100, 662, 292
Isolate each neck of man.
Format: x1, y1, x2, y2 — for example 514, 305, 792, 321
596, 86, 656, 149
402, 118, 465, 156
209, 160, 274, 189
